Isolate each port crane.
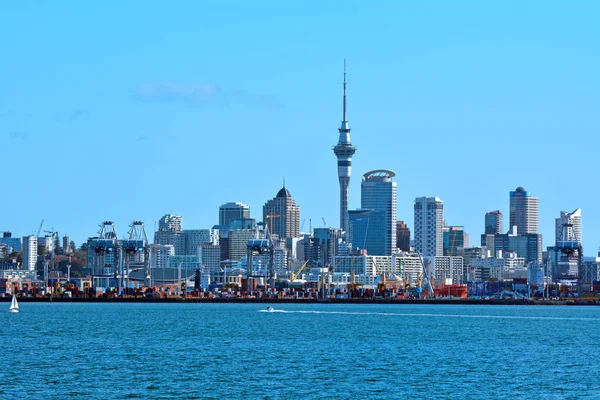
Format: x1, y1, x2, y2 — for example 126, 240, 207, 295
36, 219, 44, 237
417, 253, 434, 296
290, 260, 310, 282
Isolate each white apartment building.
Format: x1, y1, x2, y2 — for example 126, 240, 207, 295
414, 197, 443, 257
22, 235, 38, 271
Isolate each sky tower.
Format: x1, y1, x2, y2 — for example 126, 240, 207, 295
333, 61, 356, 234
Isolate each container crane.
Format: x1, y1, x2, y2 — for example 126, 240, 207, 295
290, 260, 310, 282
417, 253, 434, 296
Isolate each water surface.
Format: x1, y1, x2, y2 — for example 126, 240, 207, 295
1, 303, 598, 399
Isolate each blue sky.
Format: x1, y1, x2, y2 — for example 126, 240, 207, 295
1, 1, 599, 250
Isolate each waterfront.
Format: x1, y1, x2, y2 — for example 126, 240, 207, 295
2, 303, 599, 399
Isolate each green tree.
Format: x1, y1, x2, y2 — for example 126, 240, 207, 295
54, 235, 63, 255
38, 244, 47, 257
69, 240, 77, 253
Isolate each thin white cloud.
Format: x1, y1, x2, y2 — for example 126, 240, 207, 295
133, 82, 281, 108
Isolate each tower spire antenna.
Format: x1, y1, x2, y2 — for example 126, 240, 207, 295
343, 59, 347, 122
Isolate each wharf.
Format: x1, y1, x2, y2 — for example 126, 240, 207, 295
1, 297, 598, 306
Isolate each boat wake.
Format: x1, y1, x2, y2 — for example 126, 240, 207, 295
260, 310, 598, 321
258, 309, 288, 313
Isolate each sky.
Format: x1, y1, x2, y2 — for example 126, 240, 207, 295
1, 0, 599, 250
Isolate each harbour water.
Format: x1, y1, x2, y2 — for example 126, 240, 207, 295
1, 303, 599, 399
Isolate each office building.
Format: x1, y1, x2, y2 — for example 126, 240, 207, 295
555, 208, 582, 244
197, 244, 221, 274
360, 170, 397, 255
471, 252, 527, 282
154, 214, 185, 255
490, 227, 542, 263
229, 229, 258, 261
332, 63, 357, 233
1, 232, 21, 253
395, 221, 410, 252
305, 228, 344, 266
414, 197, 444, 257
509, 187, 539, 234
485, 210, 503, 234
262, 186, 300, 239
149, 244, 175, 270
219, 202, 250, 226
22, 235, 38, 271
184, 229, 219, 255
443, 226, 467, 256
481, 210, 503, 246
348, 209, 387, 256
433, 256, 465, 284
159, 214, 182, 232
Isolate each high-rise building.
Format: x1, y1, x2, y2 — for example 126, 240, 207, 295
229, 229, 258, 261
22, 235, 38, 271
348, 209, 387, 255
219, 202, 250, 226
490, 227, 543, 264
154, 214, 185, 255
158, 214, 182, 232
332, 62, 356, 233
555, 208, 582, 245
184, 229, 219, 255
305, 228, 344, 266
509, 187, 538, 234
356, 170, 397, 255
414, 197, 444, 257
197, 244, 221, 274
485, 210, 503, 234
396, 221, 410, 252
443, 226, 467, 256
482, 210, 503, 246
262, 186, 300, 239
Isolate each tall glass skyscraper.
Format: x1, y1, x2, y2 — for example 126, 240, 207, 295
348, 170, 397, 256
219, 202, 250, 227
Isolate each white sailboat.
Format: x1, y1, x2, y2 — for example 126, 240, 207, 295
9, 295, 19, 313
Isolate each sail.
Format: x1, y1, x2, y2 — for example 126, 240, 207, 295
9, 295, 18, 310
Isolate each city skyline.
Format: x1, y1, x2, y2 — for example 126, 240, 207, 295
1, 2, 599, 251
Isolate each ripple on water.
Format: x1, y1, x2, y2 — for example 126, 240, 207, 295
1, 303, 598, 399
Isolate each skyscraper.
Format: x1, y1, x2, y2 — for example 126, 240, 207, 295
154, 214, 185, 255
414, 197, 444, 257
263, 186, 300, 239
359, 170, 397, 255
219, 202, 250, 226
332, 62, 356, 234
396, 221, 411, 252
485, 210, 503, 234
481, 210, 503, 247
22, 235, 38, 271
555, 208, 582, 245
509, 187, 539, 234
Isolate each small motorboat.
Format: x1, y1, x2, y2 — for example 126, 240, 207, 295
266, 306, 275, 312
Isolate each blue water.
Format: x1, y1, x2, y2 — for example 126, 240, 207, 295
1, 303, 599, 399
